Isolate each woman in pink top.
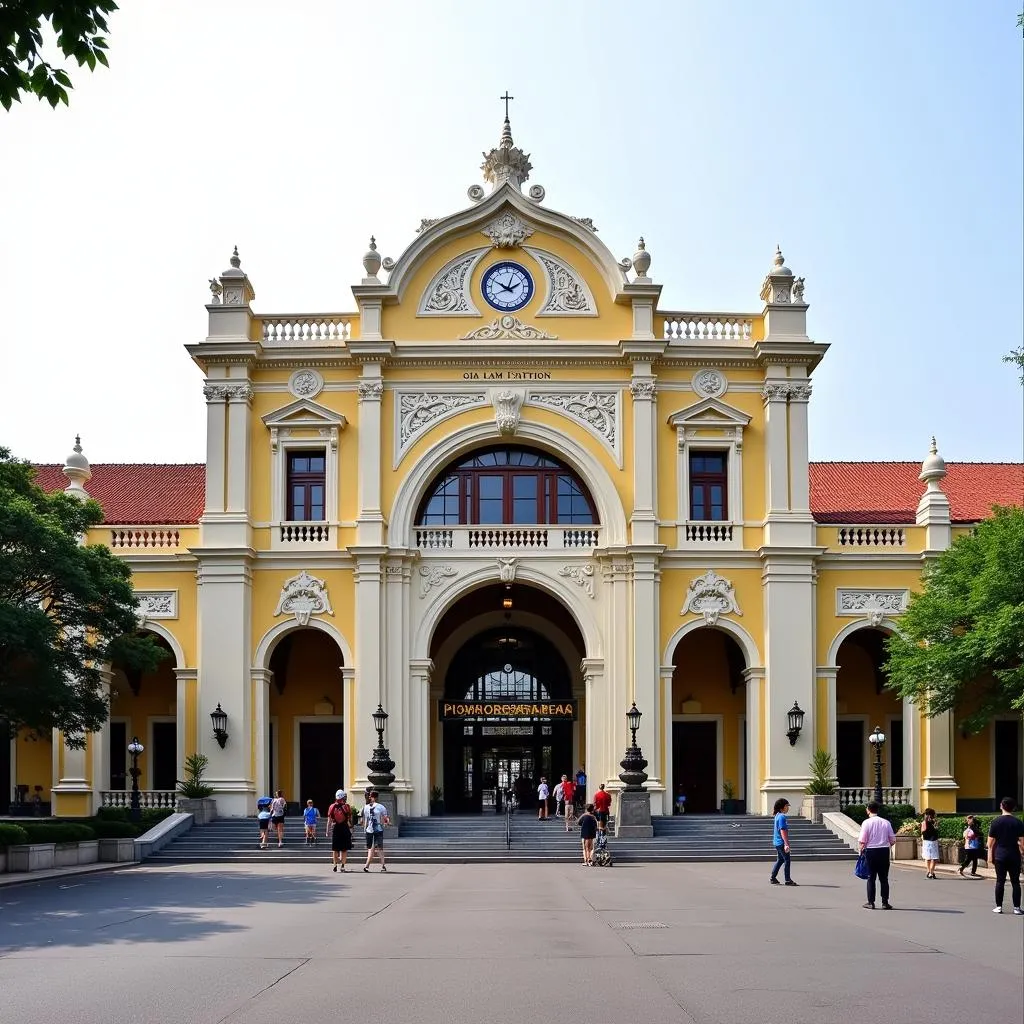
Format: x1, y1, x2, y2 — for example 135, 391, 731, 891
858, 802, 896, 910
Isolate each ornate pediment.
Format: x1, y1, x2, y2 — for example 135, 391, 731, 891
417, 248, 487, 316
524, 247, 597, 316
262, 398, 348, 453
461, 315, 557, 341
682, 570, 743, 626
395, 391, 489, 462
273, 571, 334, 626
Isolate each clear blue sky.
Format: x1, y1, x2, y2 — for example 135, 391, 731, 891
1, 1, 1021, 465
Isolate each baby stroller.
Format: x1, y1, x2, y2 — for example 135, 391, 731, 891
592, 830, 612, 867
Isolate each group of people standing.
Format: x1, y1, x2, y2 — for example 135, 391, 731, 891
770, 795, 1024, 914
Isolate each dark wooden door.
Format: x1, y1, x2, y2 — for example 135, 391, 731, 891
995, 720, 1022, 805
151, 722, 177, 791
0, 720, 10, 810
836, 721, 865, 788
299, 722, 344, 813
673, 721, 718, 813
109, 721, 127, 790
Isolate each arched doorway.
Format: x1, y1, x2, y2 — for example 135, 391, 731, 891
431, 583, 585, 814
670, 628, 748, 813
267, 628, 345, 812
835, 627, 902, 794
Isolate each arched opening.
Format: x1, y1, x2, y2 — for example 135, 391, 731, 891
109, 632, 177, 793
431, 583, 585, 814
671, 628, 748, 814
267, 627, 345, 813
416, 445, 598, 527
835, 627, 903, 796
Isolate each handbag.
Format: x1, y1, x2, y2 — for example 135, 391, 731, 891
854, 853, 871, 880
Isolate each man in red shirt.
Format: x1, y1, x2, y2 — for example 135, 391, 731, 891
593, 783, 612, 834
561, 775, 576, 830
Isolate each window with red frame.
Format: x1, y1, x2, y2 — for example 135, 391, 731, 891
689, 451, 728, 521
286, 450, 326, 521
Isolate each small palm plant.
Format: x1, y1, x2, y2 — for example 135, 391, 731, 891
804, 749, 837, 795
177, 753, 214, 799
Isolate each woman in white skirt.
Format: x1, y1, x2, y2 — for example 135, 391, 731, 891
920, 808, 940, 878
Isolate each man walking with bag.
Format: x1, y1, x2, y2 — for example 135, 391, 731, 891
858, 801, 895, 910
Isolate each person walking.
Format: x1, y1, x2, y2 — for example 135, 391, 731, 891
537, 777, 550, 820
553, 777, 565, 818
920, 808, 940, 879
593, 783, 612, 834
361, 790, 390, 872
562, 775, 576, 831
578, 803, 598, 865
327, 789, 353, 872
987, 796, 1024, 915
257, 805, 272, 849
959, 814, 983, 877
270, 790, 287, 849
858, 801, 896, 909
769, 798, 797, 886
574, 766, 587, 812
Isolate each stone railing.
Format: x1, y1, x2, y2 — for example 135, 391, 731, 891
662, 312, 755, 341
684, 522, 734, 544
279, 522, 331, 544
836, 526, 906, 548
261, 314, 354, 344
839, 787, 912, 807
108, 528, 181, 550
100, 790, 178, 810
415, 526, 600, 551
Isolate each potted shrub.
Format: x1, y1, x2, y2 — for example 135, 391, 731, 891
801, 749, 840, 823
893, 818, 918, 860
429, 786, 445, 817
721, 779, 740, 815
176, 753, 216, 824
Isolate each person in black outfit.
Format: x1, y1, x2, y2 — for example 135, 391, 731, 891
987, 797, 1024, 915
578, 803, 598, 866
958, 814, 983, 877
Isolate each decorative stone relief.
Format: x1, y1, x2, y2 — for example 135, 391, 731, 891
208, 279, 222, 304
693, 369, 727, 399
223, 287, 245, 306
836, 589, 908, 626
461, 315, 556, 341
288, 369, 324, 399
527, 391, 617, 449
482, 212, 534, 248
491, 389, 523, 436
357, 380, 384, 402
416, 218, 440, 233
789, 383, 812, 403
792, 277, 806, 303
524, 248, 596, 316
202, 382, 252, 404
762, 383, 790, 403
273, 571, 334, 627
571, 217, 598, 232
558, 564, 595, 598
418, 249, 486, 316
136, 591, 177, 620
629, 379, 657, 400
398, 392, 488, 455
497, 557, 518, 584
419, 564, 458, 598
683, 570, 743, 626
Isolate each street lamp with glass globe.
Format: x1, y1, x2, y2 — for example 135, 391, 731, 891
868, 726, 886, 807
127, 736, 145, 823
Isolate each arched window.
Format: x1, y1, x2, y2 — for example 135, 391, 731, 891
416, 446, 597, 526
463, 663, 551, 702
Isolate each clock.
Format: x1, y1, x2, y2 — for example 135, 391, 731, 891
482, 261, 533, 312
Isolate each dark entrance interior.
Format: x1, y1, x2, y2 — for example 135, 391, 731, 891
299, 722, 344, 813
836, 720, 865, 787
994, 719, 1023, 806
673, 721, 718, 813
151, 721, 177, 791
109, 721, 127, 790
1, 723, 9, 810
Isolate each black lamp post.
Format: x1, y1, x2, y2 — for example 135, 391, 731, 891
127, 735, 144, 823
210, 704, 229, 749
786, 701, 805, 746
366, 704, 396, 790
868, 725, 886, 806
618, 702, 648, 792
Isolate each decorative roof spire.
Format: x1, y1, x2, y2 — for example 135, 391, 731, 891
919, 435, 948, 488
499, 116, 514, 150
479, 111, 534, 193
229, 245, 241, 269
362, 235, 382, 282
62, 434, 92, 498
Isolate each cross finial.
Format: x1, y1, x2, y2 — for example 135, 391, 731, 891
500, 91, 514, 120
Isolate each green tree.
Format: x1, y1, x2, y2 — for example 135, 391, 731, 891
1005, 347, 1024, 386
0, 1, 117, 111
885, 506, 1024, 733
0, 448, 163, 745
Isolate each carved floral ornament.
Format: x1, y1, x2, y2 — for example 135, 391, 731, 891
682, 570, 743, 626
523, 248, 595, 316
558, 563, 595, 598
482, 211, 534, 249
528, 391, 617, 450
461, 315, 556, 341
418, 249, 486, 316
693, 369, 727, 399
761, 382, 812, 404
492, 389, 523, 436
357, 380, 384, 402
203, 382, 253, 404
629, 379, 657, 400
398, 392, 488, 451
136, 591, 177, 620
836, 589, 908, 626
273, 571, 334, 627
288, 369, 324, 399
419, 564, 458, 598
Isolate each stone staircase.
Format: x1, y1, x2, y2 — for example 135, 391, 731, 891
147, 812, 853, 865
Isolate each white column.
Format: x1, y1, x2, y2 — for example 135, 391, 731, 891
743, 667, 765, 813
174, 667, 196, 786
51, 730, 90, 815
631, 552, 663, 800
202, 382, 227, 515
922, 709, 958, 796
817, 666, 838, 768
581, 658, 607, 793
903, 696, 919, 809
788, 379, 812, 514
629, 370, 658, 546
762, 382, 790, 518
341, 667, 356, 788
603, 558, 633, 792
252, 668, 272, 798
225, 381, 252, 514
351, 552, 384, 792
90, 669, 113, 806
356, 370, 385, 547
409, 659, 434, 817
383, 557, 414, 810
660, 664, 674, 816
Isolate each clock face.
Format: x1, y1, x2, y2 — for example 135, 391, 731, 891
482, 261, 533, 312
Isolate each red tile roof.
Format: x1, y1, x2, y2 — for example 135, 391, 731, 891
31, 461, 1022, 527
32, 464, 206, 525
809, 462, 1023, 524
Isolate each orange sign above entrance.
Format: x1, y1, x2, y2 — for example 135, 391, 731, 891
440, 701, 576, 720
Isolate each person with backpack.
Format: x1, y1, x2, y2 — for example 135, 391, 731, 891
959, 814, 983, 877
593, 783, 612, 834
327, 789, 353, 872
361, 790, 390, 872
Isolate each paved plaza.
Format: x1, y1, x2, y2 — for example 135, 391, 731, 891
1, 859, 1021, 1024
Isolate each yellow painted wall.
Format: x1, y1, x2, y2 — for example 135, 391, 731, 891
109, 646, 177, 788
955, 722, 992, 799
14, 729, 53, 800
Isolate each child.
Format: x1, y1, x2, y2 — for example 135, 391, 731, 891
303, 799, 321, 846
257, 806, 272, 849
959, 814, 983, 876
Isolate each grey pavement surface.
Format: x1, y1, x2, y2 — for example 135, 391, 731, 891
1, 858, 1022, 1024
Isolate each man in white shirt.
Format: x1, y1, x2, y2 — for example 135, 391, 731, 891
537, 777, 550, 820
361, 790, 390, 872
553, 779, 565, 817
858, 801, 896, 910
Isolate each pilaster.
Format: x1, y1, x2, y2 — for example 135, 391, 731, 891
252, 668, 272, 798
351, 549, 386, 793
383, 554, 416, 812
581, 657, 608, 794
409, 658, 434, 818
628, 365, 658, 546
174, 667, 197, 785
762, 381, 790, 519
743, 667, 765, 812
89, 668, 113, 812
356, 367, 386, 547
902, 695, 920, 811
630, 550, 663, 800
921, 709, 958, 812
659, 664, 674, 816
51, 731, 91, 817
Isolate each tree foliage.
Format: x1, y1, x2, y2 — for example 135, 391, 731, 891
0, 448, 163, 744
1005, 347, 1024, 386
884, 506, 1024, 733
0, 1, 116, 111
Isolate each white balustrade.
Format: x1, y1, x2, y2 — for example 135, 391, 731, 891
836, 526, 906, 548
279, 522, 331, 543
109, 528, 181, 549
261, 315, 353, 344
684, 522, 734, 544
100, 790, 178, 809
839, 787, 912, 807
414, 525, 600, 551
662, 313, 754, 341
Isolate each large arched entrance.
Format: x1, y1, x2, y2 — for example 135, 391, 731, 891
431, 583, 585, 814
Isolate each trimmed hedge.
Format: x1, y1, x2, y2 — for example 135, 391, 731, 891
0, 823, 30, 848
842, 803, 916, 826
96, 806, 173, 826
19, 823, 97, 844
92, 821, 139, 839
